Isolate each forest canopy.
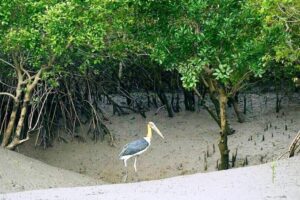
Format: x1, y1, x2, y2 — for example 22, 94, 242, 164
0, 0, 299, 170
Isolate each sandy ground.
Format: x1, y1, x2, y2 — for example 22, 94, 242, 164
18, 93, 300, 184
0, 148, 102, 194
0, 92, 299, 195
1, 155, 300, 200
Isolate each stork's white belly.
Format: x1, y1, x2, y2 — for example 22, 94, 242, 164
119, 146, 150, 160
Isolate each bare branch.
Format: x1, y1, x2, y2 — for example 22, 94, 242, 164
230, 71, 252, 96
0, 58, 16, 69
20, 64, 31, 79
6, 136, 30, 150
0, 92, 17, 101
0, 79, 16, 89
30, 88, 52, 131
27, 69, 43, 91
289, 130, 300, 158
201, 75, 209, 87
194, 88, 202, 99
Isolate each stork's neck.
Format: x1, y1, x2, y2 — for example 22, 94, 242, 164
146, 124, 152, 139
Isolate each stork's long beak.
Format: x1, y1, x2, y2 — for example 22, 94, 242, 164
151, 124, 164, 139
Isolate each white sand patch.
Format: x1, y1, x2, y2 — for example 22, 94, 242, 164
1, 156, 300, 200
0, 148, 102, 193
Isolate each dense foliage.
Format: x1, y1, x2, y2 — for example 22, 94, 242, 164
0, 0, 299, 168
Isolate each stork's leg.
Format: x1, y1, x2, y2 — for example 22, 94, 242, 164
134, 156, 137, 172
122, 159, 128, 183
133, 156, 140, 182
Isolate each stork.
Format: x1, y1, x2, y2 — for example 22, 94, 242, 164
119, 122, 164, 180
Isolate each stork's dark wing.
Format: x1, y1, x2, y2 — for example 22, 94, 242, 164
119, 138, 149, 157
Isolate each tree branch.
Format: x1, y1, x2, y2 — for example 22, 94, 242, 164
230, 71, 252, 96
0, 58, 16, 69
20, 63, 31, 80
194, 88, 202, 99
0, 92, 17, 101
0, 79, 16, 89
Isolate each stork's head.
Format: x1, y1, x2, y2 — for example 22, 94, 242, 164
148, 122, 164, 139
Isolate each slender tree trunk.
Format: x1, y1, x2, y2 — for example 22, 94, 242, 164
4, 69, 43, 149
276, 91, 281, 113
275, 77, 281, 113
117, 62, 122, 93
171, 92, 180, 112
232, 97, 245, 123
183, 90, 195, 111
209, 92, 220, 115
208, 93, 234, 135
1, 67, 23, 147
6, 91, 31, 149
195, 82, 234, 135
1, 102, 19, 147
157, 89, 173, 117
243, 95, 247, 115
218, 87, 229, 170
